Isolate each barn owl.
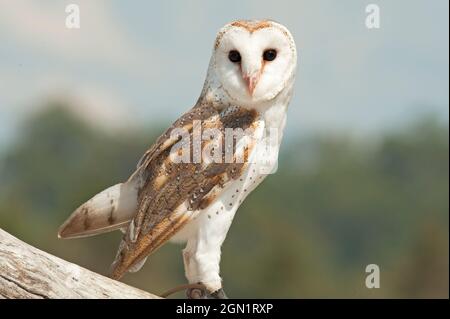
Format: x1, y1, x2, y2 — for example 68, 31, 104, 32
58, 20, 297, 299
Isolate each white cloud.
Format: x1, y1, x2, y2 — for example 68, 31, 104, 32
0, 0, 447, 143
60, 86, 136, 132
0, 0, 155, 69
0, 69, 137, 134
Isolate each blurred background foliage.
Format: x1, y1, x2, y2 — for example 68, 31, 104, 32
0, 100, 448, 298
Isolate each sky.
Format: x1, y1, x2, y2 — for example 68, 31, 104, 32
0, 0, 448, 149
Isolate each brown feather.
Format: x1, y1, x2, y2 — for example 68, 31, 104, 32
110, 102, 260, 279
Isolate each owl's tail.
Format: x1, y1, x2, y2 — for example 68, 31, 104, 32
58, 181, 138, 239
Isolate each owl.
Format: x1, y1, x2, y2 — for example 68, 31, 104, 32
58, 20, 297, 299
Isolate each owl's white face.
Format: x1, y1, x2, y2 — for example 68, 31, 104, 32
213, 21, 297, 105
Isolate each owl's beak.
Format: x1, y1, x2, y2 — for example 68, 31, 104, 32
242, 71, 261, 96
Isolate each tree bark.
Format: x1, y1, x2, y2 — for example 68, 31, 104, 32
0, 228, 160, 299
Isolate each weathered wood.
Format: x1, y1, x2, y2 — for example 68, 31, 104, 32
0, 228, 160, 299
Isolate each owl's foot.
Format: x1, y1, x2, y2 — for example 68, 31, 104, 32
209, 288, 228, 299
186, 286, 228, 299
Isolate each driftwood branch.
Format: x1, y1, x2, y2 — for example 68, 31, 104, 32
0, 228, 160, 299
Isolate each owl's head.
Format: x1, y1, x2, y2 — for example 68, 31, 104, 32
212, 20, 297, 105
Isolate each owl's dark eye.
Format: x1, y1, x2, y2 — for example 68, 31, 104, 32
263, 49, 277, 61
228, 50, 241, 63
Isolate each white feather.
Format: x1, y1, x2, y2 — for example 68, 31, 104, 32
58, 181, 138, 239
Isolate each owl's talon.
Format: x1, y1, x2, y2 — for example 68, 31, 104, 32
186, 287, 228, 299
209, 288, 228, 299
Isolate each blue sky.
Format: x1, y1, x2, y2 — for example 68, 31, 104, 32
0, 0, 448, 149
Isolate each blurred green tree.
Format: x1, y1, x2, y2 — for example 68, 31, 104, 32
0, 102, 448, 298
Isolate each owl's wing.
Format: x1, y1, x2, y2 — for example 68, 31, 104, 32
110, 103, 263, 279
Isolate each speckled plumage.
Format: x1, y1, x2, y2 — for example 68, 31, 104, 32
58, 19, 297, 297
109, 104, 262, 279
